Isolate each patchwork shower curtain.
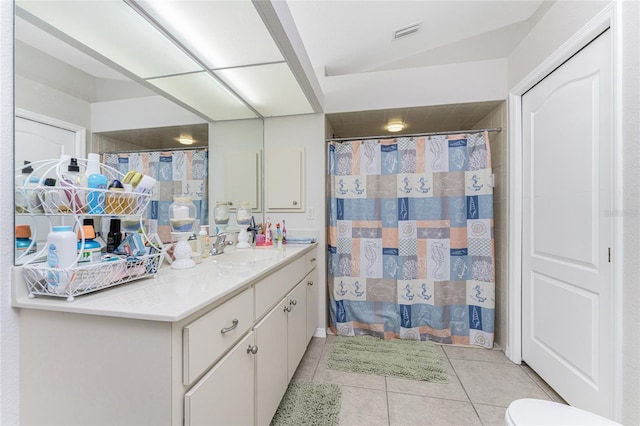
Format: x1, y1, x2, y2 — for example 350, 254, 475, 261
327, 132, 495, 348
103, 149, 208, 243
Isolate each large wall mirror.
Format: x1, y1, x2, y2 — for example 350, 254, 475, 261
14, 9, 264, 265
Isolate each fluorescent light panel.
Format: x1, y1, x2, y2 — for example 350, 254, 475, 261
16, 0, 314, 120
217, 63, 314, 117
148, 72, 257, 121
17, 1, 201, 79
138, 0, 284, 69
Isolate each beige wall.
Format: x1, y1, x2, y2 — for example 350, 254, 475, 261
473, 102, 507, 349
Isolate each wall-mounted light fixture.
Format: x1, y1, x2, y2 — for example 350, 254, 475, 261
386, 121, 404, 132
178, 136, 194, 145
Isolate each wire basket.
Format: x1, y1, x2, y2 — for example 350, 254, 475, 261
15, 159, 151, 216
23, 250, 164, 302
17, 158, 165, 301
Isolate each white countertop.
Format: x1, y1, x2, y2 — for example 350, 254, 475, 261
12, 244, 316, 322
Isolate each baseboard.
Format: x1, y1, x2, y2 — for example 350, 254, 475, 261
313, 327, 327, 338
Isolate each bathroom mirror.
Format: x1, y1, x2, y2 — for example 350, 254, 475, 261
13, 12, 265, 265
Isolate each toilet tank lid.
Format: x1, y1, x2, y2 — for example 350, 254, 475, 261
506, 399, 621, 426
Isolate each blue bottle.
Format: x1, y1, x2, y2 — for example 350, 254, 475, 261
86, 154, 107, 214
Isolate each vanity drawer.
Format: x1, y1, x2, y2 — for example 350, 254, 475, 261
255, 257, 305, 320
183, 288, 253, 386
305, 250, 317, 274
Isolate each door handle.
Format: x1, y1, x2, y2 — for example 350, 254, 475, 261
246, 345, 258, 355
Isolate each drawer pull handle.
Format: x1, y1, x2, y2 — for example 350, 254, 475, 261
220, 319, 239, 334
246, 345, 258, 355
310, 258, 316, 263
293, 201, 298, 206
289, 299, 297, 306
284, 305, 292, 313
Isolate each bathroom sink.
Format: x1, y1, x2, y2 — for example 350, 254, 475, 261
213, 249, 275, 264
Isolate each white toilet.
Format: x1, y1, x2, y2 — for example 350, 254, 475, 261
505, 399, 622, 425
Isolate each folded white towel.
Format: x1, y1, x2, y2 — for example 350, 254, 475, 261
286, 237, 316, 244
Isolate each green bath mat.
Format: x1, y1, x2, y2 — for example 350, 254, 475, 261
328, 335, 448, 383
271, 380, 341, 426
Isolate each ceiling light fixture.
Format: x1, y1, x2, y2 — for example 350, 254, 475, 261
178, 136, 194, 145
386, 122, 404, 132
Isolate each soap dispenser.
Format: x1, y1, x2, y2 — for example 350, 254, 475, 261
197, 226, 210, 259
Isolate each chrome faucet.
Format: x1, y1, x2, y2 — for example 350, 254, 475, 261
209, 233, 233, 256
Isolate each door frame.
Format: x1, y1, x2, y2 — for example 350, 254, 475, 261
506, 2, 623, 419
15, 108, 86, 160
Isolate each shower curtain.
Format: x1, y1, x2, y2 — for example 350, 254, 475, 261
327, 132, 495, 348
103, 149, 209, 243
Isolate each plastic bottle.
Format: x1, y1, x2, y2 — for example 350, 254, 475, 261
77, 224, 102, 264
282, 219, 287, 245
60, 158, 87, 214
15, 225, 37, 259
16, 161, 41, 213
46, 225, 78, 294
265, 217, 272, 245
133, 175, 156, 212
86, 153, 108, 214
197, 225, 209, 259
105, 179, 124, 214
106, 218, 122, 253
41, 178, 61, 213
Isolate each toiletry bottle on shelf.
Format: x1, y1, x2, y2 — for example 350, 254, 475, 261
60, 158, 86, 214
77, 224, 102, 264
133, 175, 156, 212
105, 179, 124, 214
15, 225, 37, 259
46, 225, 78, 294
282, 219, 287, 245
198, 225, 209, 259
86, 153, 108, 214
106, 218, 122, 253
16, 161, 42, 213
41, 178, 61, 213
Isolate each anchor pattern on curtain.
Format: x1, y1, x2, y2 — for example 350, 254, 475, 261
327, 132, 495, 348
103, 149, 208, 243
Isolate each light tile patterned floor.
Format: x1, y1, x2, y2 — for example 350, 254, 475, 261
291, 335, 566, 426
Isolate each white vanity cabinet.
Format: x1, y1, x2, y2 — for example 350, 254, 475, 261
305, 252, 319, 343
255, 299, 288, 426
184, 332, 256, 426
17, 245, 319, 426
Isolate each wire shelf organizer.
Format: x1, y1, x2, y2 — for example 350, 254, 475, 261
16, 158, 165, 302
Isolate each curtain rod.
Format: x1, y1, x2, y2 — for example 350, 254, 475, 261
100, 146, 208, 155
326, 127, 502, 142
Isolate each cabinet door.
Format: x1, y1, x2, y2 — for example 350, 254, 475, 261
305, 267, 319, 344
185, 332, 255, 426
287, 281, 308, 381
266, 149, 303, 211
224, 150, 261, 211
255, 299, 288, 426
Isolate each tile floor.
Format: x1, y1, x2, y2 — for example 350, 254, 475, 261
291, 335, 566, 426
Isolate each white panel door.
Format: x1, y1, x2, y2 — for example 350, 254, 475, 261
522, 30, 612, 417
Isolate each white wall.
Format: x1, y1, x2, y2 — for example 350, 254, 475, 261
263, 114, 326, 334
321, 58, 507, 113
619, 1, 640, 423
507, 1, 640, 423
91, 96, 204, 133
1, 0, 19, 423
508, 0, 611, 88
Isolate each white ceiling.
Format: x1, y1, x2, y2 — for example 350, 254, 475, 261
287, 0, 547, 76
15, 1, 550, 143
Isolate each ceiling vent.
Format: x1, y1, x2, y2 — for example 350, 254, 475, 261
392, 22, 422, 40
